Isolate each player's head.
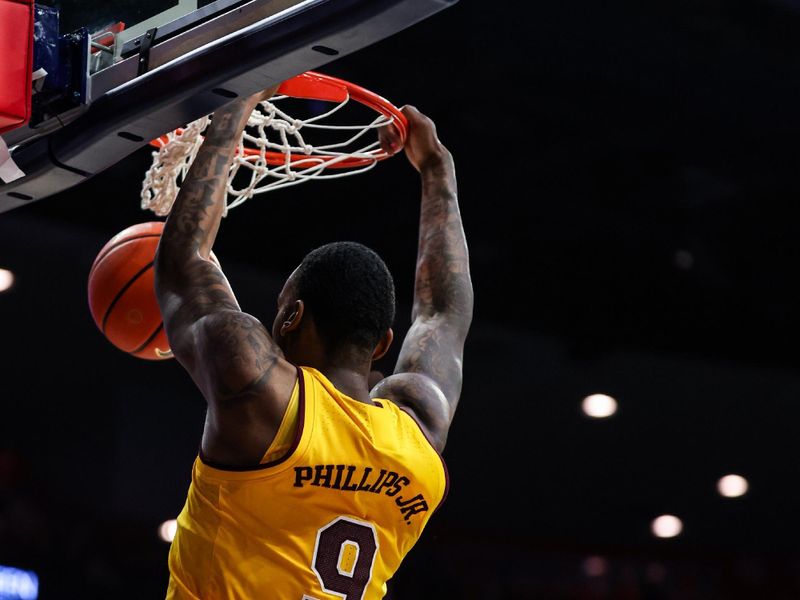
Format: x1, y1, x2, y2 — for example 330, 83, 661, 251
272, 241, 395, 365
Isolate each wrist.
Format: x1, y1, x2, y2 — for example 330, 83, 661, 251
420, 166, 457, 200
418, 150, 455, 178
205, 101, 255, 140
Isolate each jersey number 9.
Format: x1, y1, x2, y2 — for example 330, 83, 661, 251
309, 516, 379, 599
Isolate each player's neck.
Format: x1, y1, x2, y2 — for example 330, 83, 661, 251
316, 363, 373, 404
288, 332, 374, 402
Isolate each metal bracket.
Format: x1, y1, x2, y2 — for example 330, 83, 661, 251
137, 28, 158, 76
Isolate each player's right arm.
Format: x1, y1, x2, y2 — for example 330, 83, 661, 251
370, 107, 473, 453
154, 90, 297, 466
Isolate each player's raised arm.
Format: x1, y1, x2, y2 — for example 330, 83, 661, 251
153, 85, 297, 465
371, 106, 474, 452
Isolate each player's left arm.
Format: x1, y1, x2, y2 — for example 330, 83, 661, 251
370, 106, 474, 453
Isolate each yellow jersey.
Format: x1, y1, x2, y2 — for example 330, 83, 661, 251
166, 366, 449, 599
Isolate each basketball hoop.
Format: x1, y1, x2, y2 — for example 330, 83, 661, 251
141, 71, 407, 216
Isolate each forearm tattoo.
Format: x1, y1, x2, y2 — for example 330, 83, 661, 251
414, 177, 474, 322
160, 110, 249, 257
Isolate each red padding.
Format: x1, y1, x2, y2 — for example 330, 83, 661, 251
0, 0, 34, 135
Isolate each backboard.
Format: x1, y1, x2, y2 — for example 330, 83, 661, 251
0, 0, 459, 213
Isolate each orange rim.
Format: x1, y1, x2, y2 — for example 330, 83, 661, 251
149, 71, 407, 169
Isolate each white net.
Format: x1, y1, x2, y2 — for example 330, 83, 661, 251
141, 92, 396, 216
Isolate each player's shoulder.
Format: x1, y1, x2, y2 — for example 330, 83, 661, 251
370, 373, 452, 452
192, 310, 298, 413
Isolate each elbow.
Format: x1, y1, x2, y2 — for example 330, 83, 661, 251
152, 246, 197, 316
414, 258, 474, 321
415, 280, 474, 329
153, 244, 202, 292
153, 242, 173, 277
458, 284, 475, 323
446, 289, 474, 335
153, 246, 179, 300
412, 295, 474, 338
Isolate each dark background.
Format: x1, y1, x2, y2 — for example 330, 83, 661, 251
4, 0, 800, 597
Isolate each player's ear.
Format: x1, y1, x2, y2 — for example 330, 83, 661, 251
371, 328, 394, 361
280, 300, 305, 336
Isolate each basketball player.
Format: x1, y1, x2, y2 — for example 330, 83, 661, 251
154, 82, 473, 598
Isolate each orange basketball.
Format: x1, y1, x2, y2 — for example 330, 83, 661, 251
87, 221, 172, 360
